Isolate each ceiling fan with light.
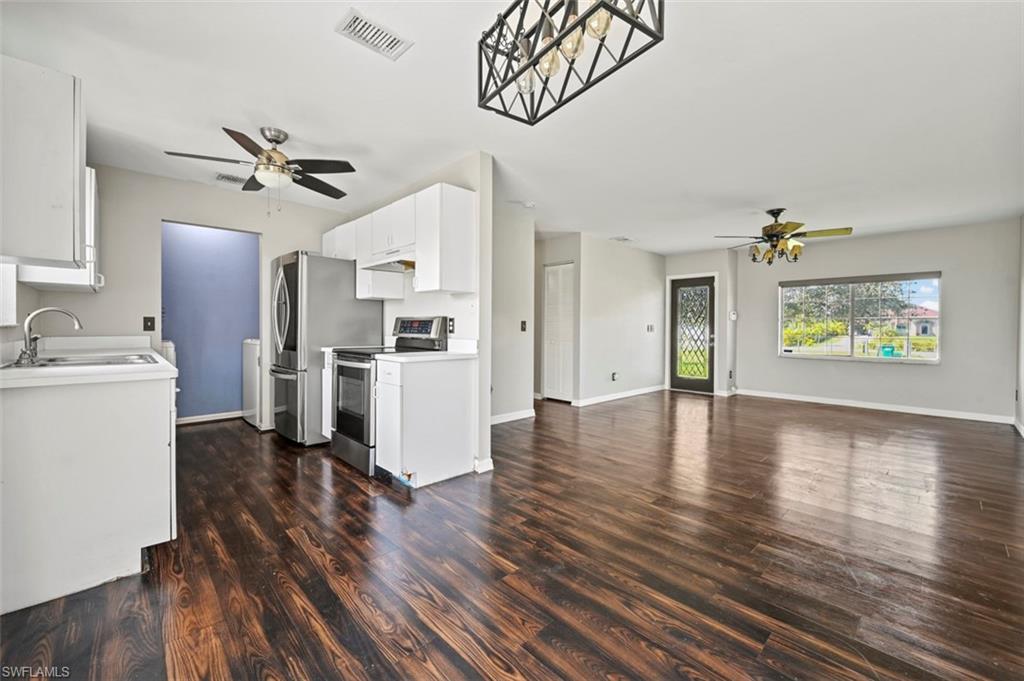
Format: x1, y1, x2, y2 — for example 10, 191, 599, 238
165, 127, 353, 199
716, 208, 853, 264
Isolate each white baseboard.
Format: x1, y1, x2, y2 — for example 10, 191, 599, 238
572, 385, 663, 408
735, 389, 1014, 425
1016, 421, 1024, 439
474, 458, 494, 473
491, 409, 535, 425
176, 410, 243, 425
715, 389, 737, 397
533, 392, 543, 400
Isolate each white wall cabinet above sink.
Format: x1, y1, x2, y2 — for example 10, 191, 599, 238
1, 55, 86, 269
19, 168, 104, 292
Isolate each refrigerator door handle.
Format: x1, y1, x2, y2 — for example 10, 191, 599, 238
270, 368, 298, 381
272, 267, 286, 354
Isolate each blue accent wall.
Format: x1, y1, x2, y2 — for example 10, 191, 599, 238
161, 222, 259, 418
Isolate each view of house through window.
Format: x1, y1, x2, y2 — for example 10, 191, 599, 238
780, 273, 940, 361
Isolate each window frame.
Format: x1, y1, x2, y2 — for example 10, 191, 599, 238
777, 272, 941, 365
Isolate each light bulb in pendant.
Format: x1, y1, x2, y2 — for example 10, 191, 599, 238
514, 37, 535, 94
537, 15, 561, 78
585, 0, 612, 38
559, 0, 585, 61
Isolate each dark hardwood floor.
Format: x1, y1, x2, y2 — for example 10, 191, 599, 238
3, 391, 1023, 679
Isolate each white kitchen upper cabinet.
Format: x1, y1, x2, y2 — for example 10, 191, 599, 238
1, 56, 85, 268
413, 183, 476, 294
18, 168, 104, 292
370, 195, 415, 255
353, 215, 403, 300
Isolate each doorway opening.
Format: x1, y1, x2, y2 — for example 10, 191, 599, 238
161, 221, 260, 422
542, 261, 575, 402
669, 276, 715, 393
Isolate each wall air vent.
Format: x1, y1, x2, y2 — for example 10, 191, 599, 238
336, 9, 414, 61
609, 236, 633, 242
215, 172, 247, 185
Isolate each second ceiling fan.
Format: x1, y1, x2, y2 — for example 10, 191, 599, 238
716, 208, 853, 265
165, 126, 353, 199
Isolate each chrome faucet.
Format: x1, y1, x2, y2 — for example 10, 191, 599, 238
15, 307, 84, 366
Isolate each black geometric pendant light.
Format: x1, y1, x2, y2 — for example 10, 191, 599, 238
478, 0, 665, 125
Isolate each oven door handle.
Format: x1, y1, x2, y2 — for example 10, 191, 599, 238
270, 368, 298, 381
335, 359, 373, 370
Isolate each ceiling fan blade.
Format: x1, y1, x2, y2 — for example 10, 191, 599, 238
781, 221, 805, 234
165, 151, 252, 166
241, 175, 263, 192
294, 173, 346, 199
790, 228, 853, 239
727, 240, 765, 250
223, 127, 265, 158
714, 235, 763, 239
287, 159, 355, 174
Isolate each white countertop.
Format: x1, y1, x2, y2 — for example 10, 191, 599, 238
0, 346, 177, 390
374, 351, 478, 364
320, 346, 478, 364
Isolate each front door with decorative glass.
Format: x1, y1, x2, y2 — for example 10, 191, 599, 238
670, 277, 715, 393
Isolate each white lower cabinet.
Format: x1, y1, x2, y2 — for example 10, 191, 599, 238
0, 372, 176, 613
375, 380, 402, 475
374, 356, 477, 488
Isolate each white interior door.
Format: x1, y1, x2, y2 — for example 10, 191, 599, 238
543, 263, 575, 401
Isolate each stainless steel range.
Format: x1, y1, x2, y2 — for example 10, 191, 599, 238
330, 316, 448, 476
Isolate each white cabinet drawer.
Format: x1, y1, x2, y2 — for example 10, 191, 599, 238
377, 361, 402, 386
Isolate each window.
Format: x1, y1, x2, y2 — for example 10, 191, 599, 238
780, 273, 940, 362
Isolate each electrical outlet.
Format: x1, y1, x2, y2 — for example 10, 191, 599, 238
611, 372, 618, 381
646, 323, 655, 333
521, 320, 527, 332
729, 370, 733, 379
143, 316, 155, 331
448, 318, 455, 334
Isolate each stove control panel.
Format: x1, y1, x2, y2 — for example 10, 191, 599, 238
393, 316, 447, 339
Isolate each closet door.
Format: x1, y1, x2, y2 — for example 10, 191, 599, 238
543, 262, 575, 401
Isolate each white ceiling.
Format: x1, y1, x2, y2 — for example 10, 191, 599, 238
3, 1, 1021, 254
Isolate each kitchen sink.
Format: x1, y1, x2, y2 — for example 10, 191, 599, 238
2, 354, 158, 368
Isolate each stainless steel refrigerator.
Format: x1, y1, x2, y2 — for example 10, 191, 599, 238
270, 251, 382, 445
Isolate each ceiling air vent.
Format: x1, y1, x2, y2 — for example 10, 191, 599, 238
215, 172, 247, 185
336, 9, 413, 61
609, 236, 633, 243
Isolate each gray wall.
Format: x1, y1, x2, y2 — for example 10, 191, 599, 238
34, 164, 344, 427
534, 234, 581, 399
578, 234, 665, 400
736, 218, 1020, 419
492, 204, 535, 418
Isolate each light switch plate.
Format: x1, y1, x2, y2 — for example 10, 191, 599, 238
143, 316, 155, 331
